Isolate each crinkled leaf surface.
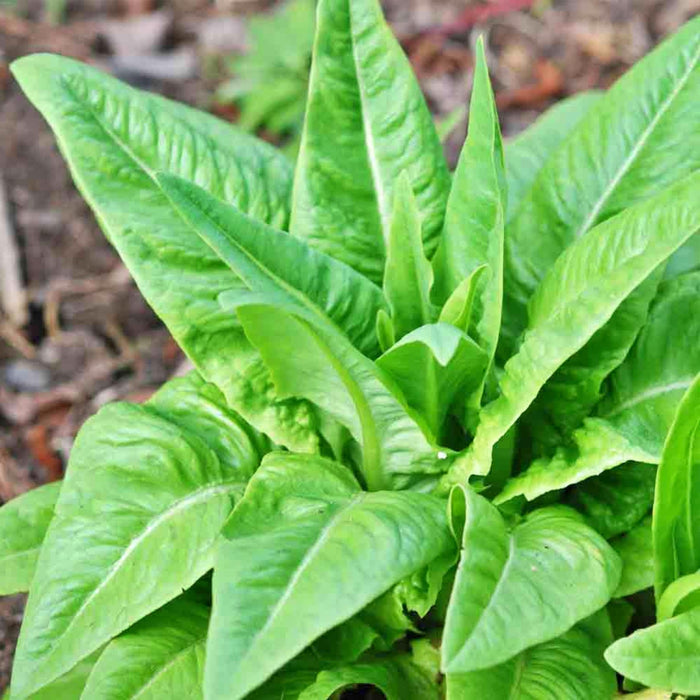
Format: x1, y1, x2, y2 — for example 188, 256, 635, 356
298, 656, 439, 700
653, 373, 700, 600
567, 462, 656, 539
232, 303, 446, 490
81, 595, 208, 700
11, 53, 319, 453
205, 452, 455, 699
376, 323, 487, 440
442, 487, 620, 673
612, 515, 654, 597
446, 611, 615, 700
11, 373, 260, 698
0, 481, 60, 595
504, 91, 602, 222
497, 272, 700, 502
503, 16, 700, 347
157, 172, 387, 357
433, 39, 506, 377
443, 172, 700, 486
605, 606, 700, 694
291, 0, 450, 282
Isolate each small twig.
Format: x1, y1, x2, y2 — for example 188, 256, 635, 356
0, 319, 36, 359
43, 266, 132, 337
0, 173, 28, 329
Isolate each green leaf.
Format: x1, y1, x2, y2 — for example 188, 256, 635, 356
0, 481, 61, 595
291, 0, 450, 282
503, 17, 700, 348
443, 172, 700, 487
23, 650, 102, 700
653, 373, 700, 600
156, 172, 387, 357
504, 91, 602, 221
298, 656, 439, 700
496, 272, 700, 502
433, 38, 506, 375
442, 487, 620, 673
204, 452, 455, 699
605, 606, 700, 694
567, 462, 656, 539
232, 303, 447, 490
11, 374, 260, 698
657, 571, 700, 622
446, 611, 616, 699
438, 265, 488, 334
10, 53, 319, 453
383, 173, 434, 340
526, 269, 662, 440
612, 515, 654, 597
376, 323, 487, 439
81, 595, 208, 699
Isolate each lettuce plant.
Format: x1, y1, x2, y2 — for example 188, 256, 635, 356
1, 1, 699, 697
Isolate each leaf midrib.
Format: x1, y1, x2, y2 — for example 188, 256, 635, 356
237, 492, 366, 669
602, 378, 695, 418
572, 39, 700, 239
36, 479, 243, 673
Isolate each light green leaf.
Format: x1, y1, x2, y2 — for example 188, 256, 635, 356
383, 173, 434, 340
375, 309, 395, 353
503, 17, 700, 348
433, 38, 506, 375
504, 91, 602, 221
81, 596, 208, 700
157, 172, 387, 357
438, 265, 488, 334
495, 421, 657, 505
11, 374, 260, 698
567, 462, 656, 539
605, 606, 700, 694
233, 303, 447, 490
24, 650, 102, 700
205, 452, 455, 699
298, 656, 439, 700
446, 611, 616, 699
0, 481, 61, 595
377, 323, 487, 439
442, 487, 620, 673
496, 272, 700, 502
653, 373, 700, 600
291, 0, 450, 282
658, 571, 700, 622
10, 53, 319, 453
443, 172, 700, 487
612, 515, 654, 597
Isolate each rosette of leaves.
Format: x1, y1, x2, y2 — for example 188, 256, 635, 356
2, 1, 700, 697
